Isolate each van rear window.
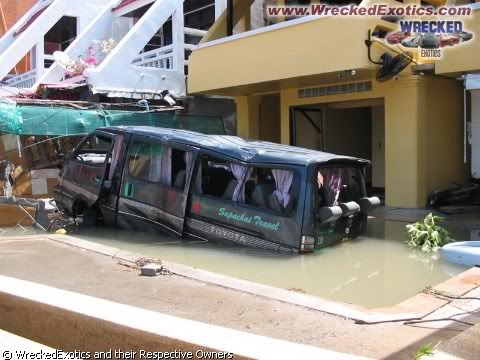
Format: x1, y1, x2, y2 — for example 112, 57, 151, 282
317, 166, 363, 207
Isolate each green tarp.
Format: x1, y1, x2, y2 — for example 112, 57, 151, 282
0, 100, 225, 136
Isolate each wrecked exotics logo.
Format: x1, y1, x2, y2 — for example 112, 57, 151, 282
387, 21, 474, 59
266, 3, 474, 60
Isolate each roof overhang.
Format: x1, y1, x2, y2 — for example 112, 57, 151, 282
187, 15, 398, 96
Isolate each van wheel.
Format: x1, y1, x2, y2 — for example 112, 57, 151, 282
82, 208, 98, 227
74, 202, 100, 227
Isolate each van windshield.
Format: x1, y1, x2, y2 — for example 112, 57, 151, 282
316, 166, 364, 207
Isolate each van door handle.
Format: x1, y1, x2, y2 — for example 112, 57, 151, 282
125, 183, 133, 197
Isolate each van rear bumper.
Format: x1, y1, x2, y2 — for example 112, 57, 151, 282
314, 214, 368, 250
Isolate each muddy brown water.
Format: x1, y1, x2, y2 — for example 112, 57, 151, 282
71, 219, 475, 308
1, 219, 474, 308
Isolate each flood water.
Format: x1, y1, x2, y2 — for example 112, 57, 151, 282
73, 219, 474, 309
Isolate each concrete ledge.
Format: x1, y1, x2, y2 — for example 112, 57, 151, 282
0, 330, 55, 351
0, 275, 371, 360
44, 235, 480, 324
432, 324, 480, 360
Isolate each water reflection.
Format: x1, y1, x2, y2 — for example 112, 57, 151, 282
75, 219, 470, 308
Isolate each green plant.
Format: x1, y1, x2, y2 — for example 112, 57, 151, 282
414, 343, 435, 359
406, 213, 453, 253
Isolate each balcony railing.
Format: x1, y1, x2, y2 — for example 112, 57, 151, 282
184, 27, 207, 64
5, 69, 38, 88
132, 44, 174, 69
131, 27, 207, 69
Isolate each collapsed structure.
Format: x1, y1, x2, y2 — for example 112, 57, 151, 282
0, 0, 233, 228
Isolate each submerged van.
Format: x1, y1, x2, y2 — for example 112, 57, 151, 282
54, 127, 380, 253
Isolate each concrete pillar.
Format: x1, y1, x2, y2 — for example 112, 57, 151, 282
236, 95, 260, 139
280, 90, 291, 145
384, 78, 427, 208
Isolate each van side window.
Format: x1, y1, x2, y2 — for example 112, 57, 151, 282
245, 167, 296, 215
74, 134, 112, 165
196, 156, 235, 198
127, 139, 191, 190
195, 156, 297, 215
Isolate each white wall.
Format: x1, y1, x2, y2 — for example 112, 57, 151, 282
472, 90, 480, 178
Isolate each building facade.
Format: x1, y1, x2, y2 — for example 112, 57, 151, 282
0, 0, 219, 97
0, 0, 37, 75
188, 0, 480, 208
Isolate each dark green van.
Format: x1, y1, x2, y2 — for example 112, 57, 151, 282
54, 126, 380, 253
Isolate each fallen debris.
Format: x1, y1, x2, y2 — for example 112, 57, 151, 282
0, 160, 56, 232
135, 257, 163, 268
429, 181, 480, 213
140, 264, 165, 277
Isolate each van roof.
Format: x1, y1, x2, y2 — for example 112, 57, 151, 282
104, 126, 369, 166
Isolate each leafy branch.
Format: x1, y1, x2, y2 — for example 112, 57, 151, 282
406, 213, 453, 253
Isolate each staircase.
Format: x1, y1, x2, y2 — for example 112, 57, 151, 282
0, 0, 111, 89
37, 0, 208, 98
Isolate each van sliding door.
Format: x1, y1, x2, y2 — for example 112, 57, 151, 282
116, 135, 194, 236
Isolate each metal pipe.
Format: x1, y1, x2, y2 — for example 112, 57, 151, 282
227, 0, 233, 36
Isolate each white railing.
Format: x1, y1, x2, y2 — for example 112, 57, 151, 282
183, 27, 207, 64
130, 29, 207, 70
183, 27, 207, 38
5, 69, 38, 88
132, 44, 174, 69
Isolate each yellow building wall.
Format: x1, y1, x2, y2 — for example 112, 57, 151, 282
236, 95, 260, 139
258, 96, 281, 143
424, 77, 467, 193
238, 76, 466, 208
189, 15, 396, 95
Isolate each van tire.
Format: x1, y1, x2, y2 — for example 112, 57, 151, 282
82, 208, 98, 227
74, 201, 99, 227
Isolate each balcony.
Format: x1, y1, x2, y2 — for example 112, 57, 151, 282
188, 14, 397, 96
